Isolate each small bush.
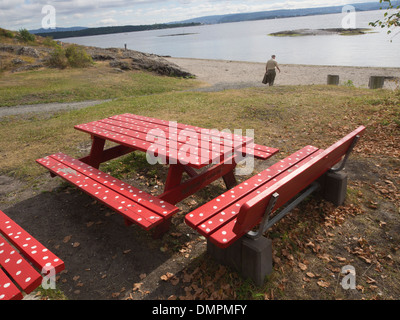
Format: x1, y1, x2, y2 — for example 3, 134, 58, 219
0, 29, 14, 38
43, 36, 58, 48
17, 28, 35, 42
65, 45, 93, 68
48, 47, 68, 69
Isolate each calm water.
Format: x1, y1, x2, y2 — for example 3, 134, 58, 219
60, 10, 400, 67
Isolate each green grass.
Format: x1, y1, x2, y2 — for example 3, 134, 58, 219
0, 63, 198, 107
1, 83, 398, 184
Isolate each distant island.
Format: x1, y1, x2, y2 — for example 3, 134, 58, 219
269, 28, 373, 37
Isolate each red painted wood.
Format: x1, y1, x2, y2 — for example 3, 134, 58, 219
86, 136, 106, 169
234, 126, 365, 234
0, 210, 65, 275
52, 153, 178, 218
196, 149, 323, 241
241, 144, 279, 160
80, 145, 135, 166
36, 154, 179, 230
75, 122, 206, 169
207, 127, 366, 248
159, 156, 237, 205
0, 234, 42, 294
0, 268, 23, 300
208, 150, 324, 247
185, 145, 319, 229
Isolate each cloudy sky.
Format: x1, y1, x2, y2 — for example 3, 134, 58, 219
1, 0, 376, 30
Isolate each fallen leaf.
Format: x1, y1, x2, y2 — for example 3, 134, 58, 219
298, 263, 307, 271
306, 272, 316, 278
63, 235, 72, 243
317, 280, 330, 288
123, 249, 131, 254
139, 273, 147, 280
160, 272, 174, 281
73, 275, 80, 281
133, 283, 143, 292
73, 242, 80, 248
86, 221, 94, 227
336, 256, 347, 262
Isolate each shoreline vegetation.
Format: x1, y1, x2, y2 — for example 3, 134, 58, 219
269, 28, 374, 37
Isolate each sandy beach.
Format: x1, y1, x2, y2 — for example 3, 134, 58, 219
166, 57, 400, 91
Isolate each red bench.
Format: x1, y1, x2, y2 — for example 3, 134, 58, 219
0, 210, 65, 300
185, 126, 365, 284
36, 153, 180, 231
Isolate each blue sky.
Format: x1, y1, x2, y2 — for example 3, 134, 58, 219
0, 0, 377, 30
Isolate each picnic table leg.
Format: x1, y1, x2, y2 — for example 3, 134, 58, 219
85, 136, 106, 169
151, 164, 185, 239
152, 218, 172, 239
164, 164, 185, 192
222, 170, 237, 189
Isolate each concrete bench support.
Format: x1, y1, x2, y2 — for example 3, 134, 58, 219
207, 236, 273, 286
319, 170, 348, 206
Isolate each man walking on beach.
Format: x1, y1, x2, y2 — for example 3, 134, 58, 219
265, 55, 280, 86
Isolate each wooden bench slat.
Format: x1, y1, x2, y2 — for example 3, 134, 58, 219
37, 155, 168, 230
199, 149, 324, 240
0, 268, 23, 300
0, 210, 65, 274
241, 145, 279, 160
185, 146, 319, 229
50, 153, 178, 218
118, 114, 252, 144
110, 115, 248, 146
0, 234, 42, 294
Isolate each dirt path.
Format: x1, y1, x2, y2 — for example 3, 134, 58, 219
0, 99, 111, 118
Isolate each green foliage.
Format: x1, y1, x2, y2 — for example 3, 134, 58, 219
47, 45, 93, 69
0, 28, 14, 38
65, 45, 93, 68
17, 28, 36, 42
343, 80, 355, 87
48, 47, 68, 69
369, 0, 400, 34
42, 36, 59, 48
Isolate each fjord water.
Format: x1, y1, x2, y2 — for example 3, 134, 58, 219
60, 10, 400, 67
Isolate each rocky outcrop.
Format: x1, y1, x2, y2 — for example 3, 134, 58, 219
86, 46, 194, 78
0, 43, 194, 78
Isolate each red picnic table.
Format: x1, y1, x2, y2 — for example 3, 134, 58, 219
0, 210, 65, 300
37, 113, 278, 237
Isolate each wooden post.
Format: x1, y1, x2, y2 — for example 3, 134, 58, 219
369, 76, 385, 89
327, 75, 339, 85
